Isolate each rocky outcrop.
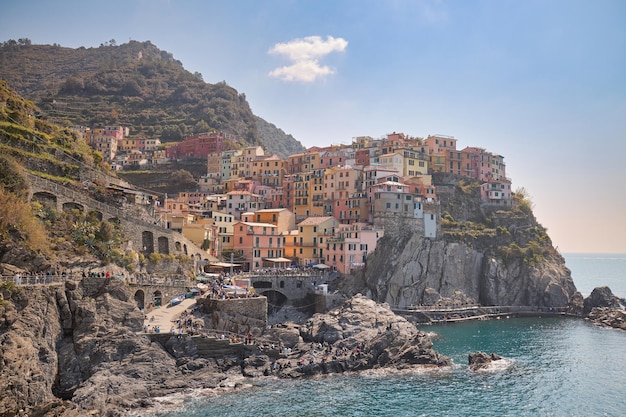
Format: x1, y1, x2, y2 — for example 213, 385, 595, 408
0, 278, 230, 416
251, 295, 451, 378
1, 280, 451, 416
587, 307, 626, 331
348, 218, 579, 310
583, 287, 625, 330
468, 351, 502, 371
583, 286, 622, 315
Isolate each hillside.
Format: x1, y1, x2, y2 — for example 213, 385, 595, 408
0, 81, 171, 274
0, 39, 305, 158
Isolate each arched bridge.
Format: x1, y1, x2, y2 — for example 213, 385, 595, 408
27, 174, 211, 265
127, 278, 189, 311
239, 270, 339, 307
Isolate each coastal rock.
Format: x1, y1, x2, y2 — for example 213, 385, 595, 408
468, 351, 502, 371
0, 276, 454, 416
587, 307, 626, 331
583, 286, 622, 315
292, 295, 451, 371
0, 278, 229, 416
348, 216, 578, 310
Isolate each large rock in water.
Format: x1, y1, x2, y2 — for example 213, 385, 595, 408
583, 286, 622, 315
468, 351, 502, 371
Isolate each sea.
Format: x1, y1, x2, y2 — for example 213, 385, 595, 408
144, 253, 626, 417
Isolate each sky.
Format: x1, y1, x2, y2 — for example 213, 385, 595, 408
2, 0, 625, 254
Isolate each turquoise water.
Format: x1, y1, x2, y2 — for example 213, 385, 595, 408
145, 255, 626, 417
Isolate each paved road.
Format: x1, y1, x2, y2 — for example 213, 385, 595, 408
144, 298, 197, 333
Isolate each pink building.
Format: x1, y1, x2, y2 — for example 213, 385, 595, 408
233, 221, 285, 271
480, 180, 513, 206
324, 223, 384, 274
318, 147, 354, 169
462, 147, 507, 182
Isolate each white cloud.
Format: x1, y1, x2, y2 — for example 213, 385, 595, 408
268, 35, 348, 82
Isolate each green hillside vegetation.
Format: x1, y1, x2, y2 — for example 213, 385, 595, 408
436, 174, 557, 266
0, 39, 305, 158
0, 82, 136, 270
0, 80, 98, 182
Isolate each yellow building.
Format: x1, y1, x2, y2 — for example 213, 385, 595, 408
243, 208, 296, 233
251, 155, 287, 187
181, 218, 220, 260
309, 168, 325, 217
400, 148, 429, 177
291, 172, 310, 221
292, 216, 338, 266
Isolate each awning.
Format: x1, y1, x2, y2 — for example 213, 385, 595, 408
313, 263, 330, 269
265, 257, 292, 263
210, 262, 241, 268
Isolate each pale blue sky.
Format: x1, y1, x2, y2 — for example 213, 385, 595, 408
2, 0, 625, 253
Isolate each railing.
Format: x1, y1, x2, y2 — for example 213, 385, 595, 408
394, 304, 570, 314
2, 273, 191, 287
1, 274, 69, 286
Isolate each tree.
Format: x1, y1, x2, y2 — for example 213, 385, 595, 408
171, 169, 195, 186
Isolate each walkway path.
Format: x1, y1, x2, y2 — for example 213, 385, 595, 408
143, 298, 197, 333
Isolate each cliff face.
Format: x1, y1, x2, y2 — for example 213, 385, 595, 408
0, 278, 225, 416
346, 176, 580, 310
356, 221, 577, 309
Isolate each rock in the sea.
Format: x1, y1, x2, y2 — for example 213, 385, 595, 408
583, 286, 622, 315
468, 351, 502, 371
587, 307, 626, 331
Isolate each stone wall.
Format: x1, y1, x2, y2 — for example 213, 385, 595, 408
197, 296, 268, 334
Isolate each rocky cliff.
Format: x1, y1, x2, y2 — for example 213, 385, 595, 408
0, 278, 450, 416
0, 278, 228, 417
343, 176, 580, 310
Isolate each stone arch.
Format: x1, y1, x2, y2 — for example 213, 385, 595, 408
183, 244, 188, 255
259, 289, 288, 314
134, 289, 145, 310
142, 231, 154, 254
107, 217, 120, 224
31, 191, 57, 210
62, 201, 84, 213
157, 236, 169, 254
152, 290, 162, 307
87, 210, 103, 221
175, 241, 182, 251
194, 253, 201, 262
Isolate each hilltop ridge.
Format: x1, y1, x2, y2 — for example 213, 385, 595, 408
0, 39, 305, 158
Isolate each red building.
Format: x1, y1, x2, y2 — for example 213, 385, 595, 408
165, 131, 235, 159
